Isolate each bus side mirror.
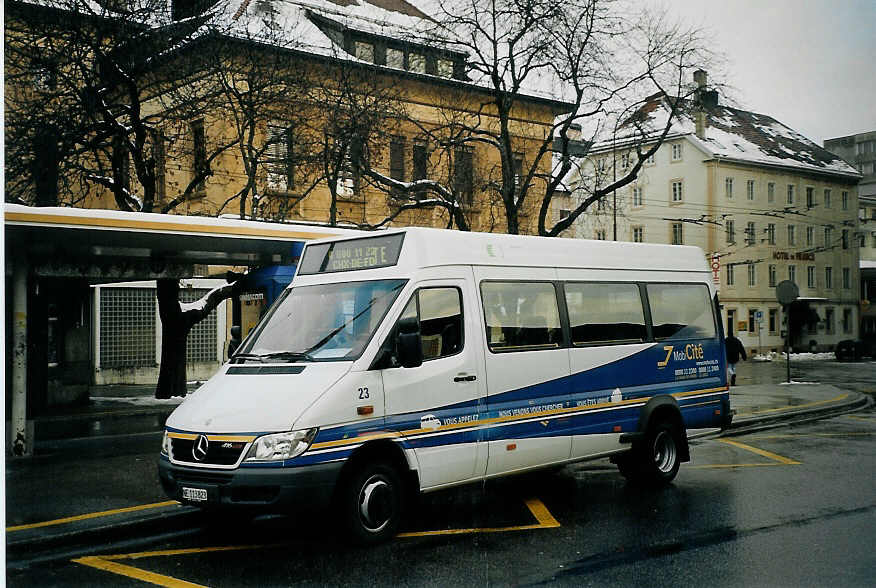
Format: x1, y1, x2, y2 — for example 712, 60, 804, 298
397, 317, 423, 369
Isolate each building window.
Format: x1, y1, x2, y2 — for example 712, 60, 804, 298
671, 222, 683, 245
621, 153, 630, 169
99, 288, 157, 368
408, 53, 426, 73
767, 223, 776, 245
154, 134, 166, 202
825, 266, 833, 289
746, 221, 755, 245
726, 219, 735, 243
824, 188, 832, 208
825, 226, 833, 247
787, 225, 796, 246
726, 264, 735, 286
807, 265, 816, 288
632, 186, 643, 207
596, 229, 607, 240
806, 186, 815, 208
671, 143, 683, 161
842, 229, 849, 249
437, 58, 454, 77
266, 122, 294, 192
748, 263, 756, 287
725, 177, 733, 199
748, 309, 758, 333
645, 152, 655, 165
769, 308, 778, 334
789, 265, 796, 284
806, 226, 814, 246
412, 141, 428, 198
191, 119, 208, 191
842, 267, 851, 289
632, 226, 644, 242
787, 184, 795, 205
354, 41, 374, 62
747, 179, 755, 201
386, 47, 404, 68
671, 180, 683, 202
389, 136, 405, 186
825, 308, 834, 334
843, 308, 852, 333
768, 264, 777, 288
768, 182, 775, 203
452, 147, 474, 205
559, 209, 571, 220
842, 191, 849, 210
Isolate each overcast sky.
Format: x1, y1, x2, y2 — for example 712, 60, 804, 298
656, 0, 876, 145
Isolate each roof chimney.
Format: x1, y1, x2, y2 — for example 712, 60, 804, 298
693, 70, 708, 140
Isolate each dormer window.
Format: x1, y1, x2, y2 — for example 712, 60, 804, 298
355, 41, 374, 63
387, 48, 404, 69
437, 59, 454, 77
408, 53, 426, 73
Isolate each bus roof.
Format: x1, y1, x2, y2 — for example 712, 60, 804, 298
308, 227, 710, 274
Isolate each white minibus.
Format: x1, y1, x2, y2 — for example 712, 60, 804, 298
159, 228, 730, 543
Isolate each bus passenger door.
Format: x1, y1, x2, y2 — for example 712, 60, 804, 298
381, 276, 486, 490
477, 271, 573, 476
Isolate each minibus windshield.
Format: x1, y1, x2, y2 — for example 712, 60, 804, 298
237, 279, 407, 362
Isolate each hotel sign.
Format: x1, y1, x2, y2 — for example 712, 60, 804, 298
772, 251, 815, 261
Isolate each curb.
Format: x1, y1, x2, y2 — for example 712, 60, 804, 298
5, 505, 201, 564
725, 391, 871, 436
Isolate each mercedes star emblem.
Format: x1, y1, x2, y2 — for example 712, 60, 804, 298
192, 434, 209, 462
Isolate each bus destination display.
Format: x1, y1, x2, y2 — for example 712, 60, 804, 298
299, 233, 405, 274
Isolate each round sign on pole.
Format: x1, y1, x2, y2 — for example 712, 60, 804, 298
776, 280, 799, 305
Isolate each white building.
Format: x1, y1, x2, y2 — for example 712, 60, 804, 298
570, 71, 862, 353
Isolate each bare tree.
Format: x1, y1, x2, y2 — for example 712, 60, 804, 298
350, 0, 714, 236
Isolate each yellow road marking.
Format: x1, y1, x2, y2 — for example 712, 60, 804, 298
844, 415, 875, 421
718, 439, 801, 465
397, 497, 560, 538
73, 556, 207, 588
72, 500, 560, 585
751, 432, 873, 439
6, 501, 180, 532
735, 393, 849, 417
689, 463, 786, 469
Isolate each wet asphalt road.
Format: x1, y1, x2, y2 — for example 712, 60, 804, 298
8, 406, 876, 587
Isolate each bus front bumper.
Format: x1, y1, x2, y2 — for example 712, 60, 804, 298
158, 456, 344, 511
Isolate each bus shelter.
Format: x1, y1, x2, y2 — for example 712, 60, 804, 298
4, 204, 360, 456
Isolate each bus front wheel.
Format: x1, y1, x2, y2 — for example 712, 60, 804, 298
338, 461, 404, 545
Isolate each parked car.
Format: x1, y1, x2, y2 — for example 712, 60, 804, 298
835, 339, 874, 361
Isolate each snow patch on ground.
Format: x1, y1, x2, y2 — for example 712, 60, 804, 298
751, 351, 835, 362
778, 381, 822, 386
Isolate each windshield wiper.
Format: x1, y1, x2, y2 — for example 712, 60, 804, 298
260, 351, 315, 362
230, 353, 265, 364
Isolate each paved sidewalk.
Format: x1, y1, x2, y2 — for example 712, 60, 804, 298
5, 380, 871, 560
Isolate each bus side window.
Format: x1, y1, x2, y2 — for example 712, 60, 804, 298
647, 283, 717, 341
481, 282, 561, 352
389, 288, 463, 364
565, 282, 646, 345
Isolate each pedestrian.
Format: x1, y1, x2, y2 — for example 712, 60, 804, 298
725, 332, 747, 386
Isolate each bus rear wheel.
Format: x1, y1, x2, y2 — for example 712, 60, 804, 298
617, 421, 680, 486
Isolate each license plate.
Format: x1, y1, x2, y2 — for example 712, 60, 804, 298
181, 486, 208, 502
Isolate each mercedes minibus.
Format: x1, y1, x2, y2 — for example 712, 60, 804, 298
159, 227, 730, 543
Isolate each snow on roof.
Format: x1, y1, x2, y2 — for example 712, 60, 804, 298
599, 94, 861, 179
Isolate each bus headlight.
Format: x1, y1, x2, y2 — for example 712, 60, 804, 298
244, 428, 318, 462
161, 431, 172, 457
